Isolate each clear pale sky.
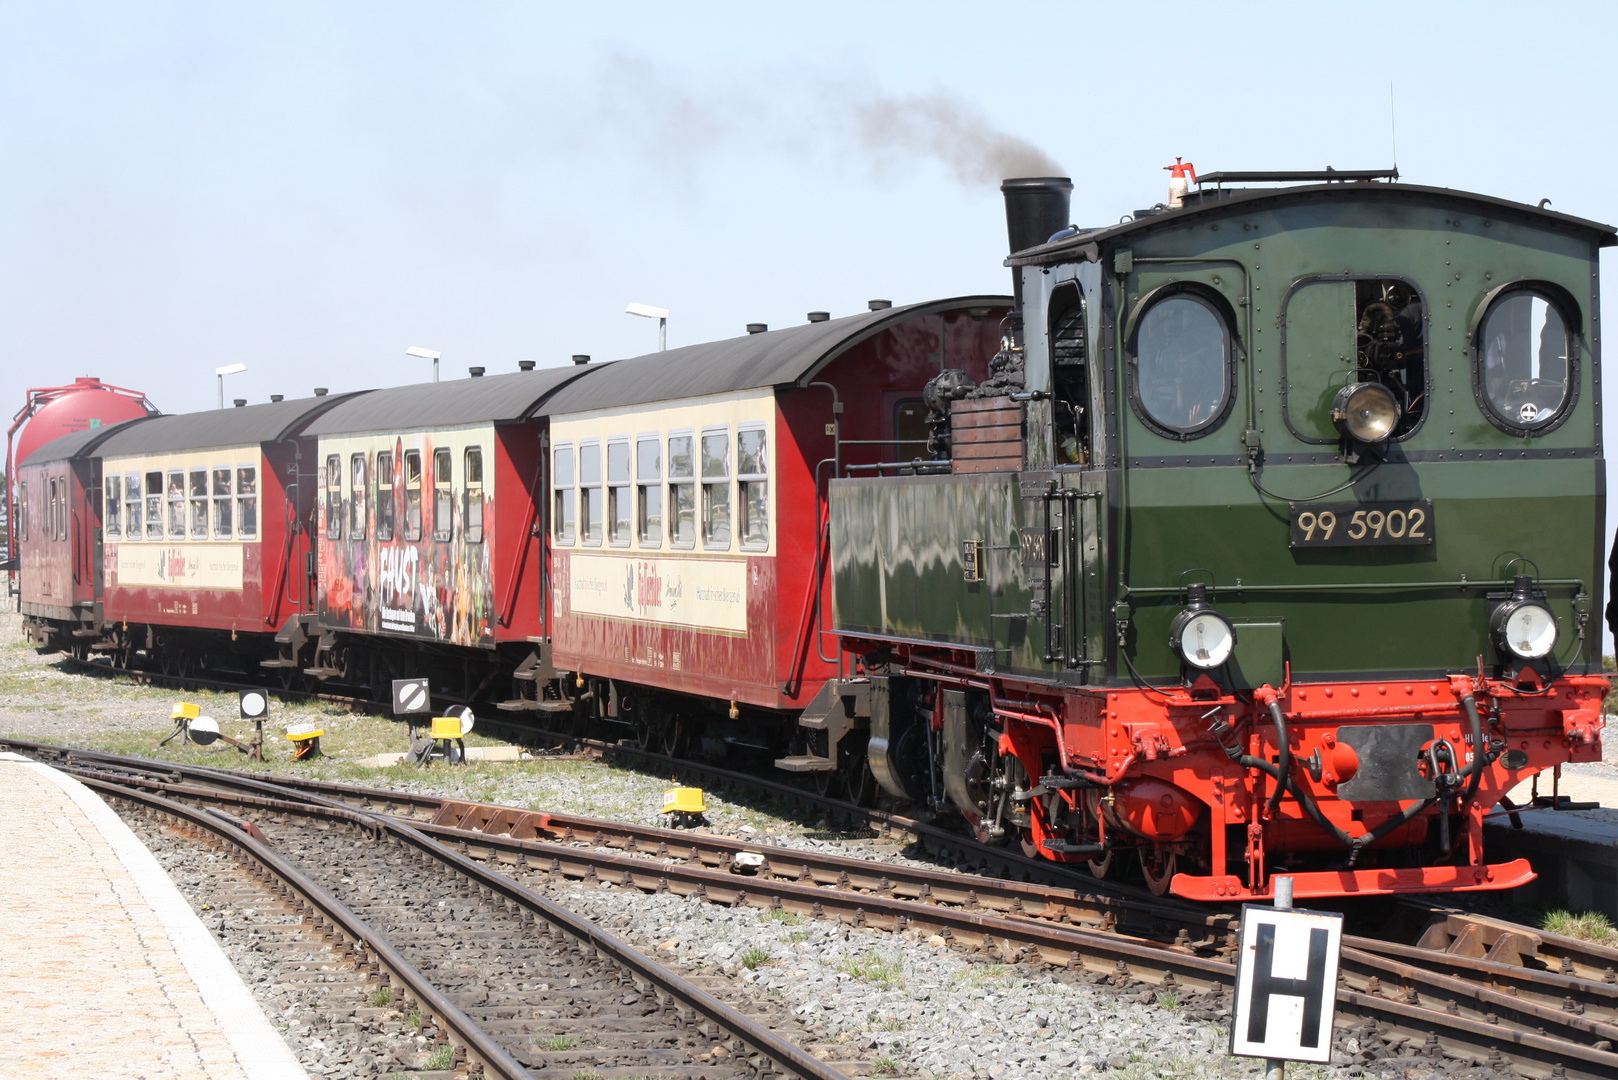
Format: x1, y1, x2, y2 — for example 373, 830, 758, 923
4, 1, 1616, 636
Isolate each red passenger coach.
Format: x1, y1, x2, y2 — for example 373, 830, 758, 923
294, 366, 591, 696
88, 395, 356, 673
539, 298, 1009, 763
16, 421, 140, 646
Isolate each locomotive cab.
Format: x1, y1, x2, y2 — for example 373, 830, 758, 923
831, 171, 1612, 900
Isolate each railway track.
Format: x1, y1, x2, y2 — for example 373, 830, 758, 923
13, 737, 1618, 1079
64, 760, 862, 1080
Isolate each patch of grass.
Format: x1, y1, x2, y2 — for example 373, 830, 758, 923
873, 1057, 901, 1075
1155, 989, 1182, 1011
1541, 908, 1618, 947
368, 986, 393, 1007
838, 950, 903, 986
406, 1007, 423, 1028
571, 1070, 603, 1080
738, 945, 773, 969
871, 1016, 908, 1032
539, 1035, 579, 1051
424, 1044, 454, 1070
762, 909, 803, 925
784, 929, 809, 944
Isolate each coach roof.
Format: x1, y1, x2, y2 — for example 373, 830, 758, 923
539, 295, 1011, 415
302, 365, 593, 436
90, 393, 363, 458
18, 418, 141, 467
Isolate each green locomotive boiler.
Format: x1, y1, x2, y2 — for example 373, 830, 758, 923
828, 169, 1611, 900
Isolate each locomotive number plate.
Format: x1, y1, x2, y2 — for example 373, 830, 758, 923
1288, 500, 1434, 548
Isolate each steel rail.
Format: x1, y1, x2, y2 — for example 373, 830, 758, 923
9, 740, 1236, 947
60, 761, 1618, 1080
73, 775, 536, 1080
73, 767, 854, 1080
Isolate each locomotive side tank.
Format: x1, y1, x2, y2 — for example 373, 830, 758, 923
831, 174, 1613, 900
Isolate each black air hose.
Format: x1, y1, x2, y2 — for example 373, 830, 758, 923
1224, 743, 1435, 867
1266, 698, 1290, 821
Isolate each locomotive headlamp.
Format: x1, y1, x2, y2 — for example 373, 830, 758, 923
1168, 583, 1236, 669
1332, 382, 1401, 443
1491, 575, 1558, 661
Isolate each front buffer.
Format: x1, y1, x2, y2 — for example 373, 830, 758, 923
907, 655, 1606, 901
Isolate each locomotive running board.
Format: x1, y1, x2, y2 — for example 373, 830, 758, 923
1171, 858, 1537, 902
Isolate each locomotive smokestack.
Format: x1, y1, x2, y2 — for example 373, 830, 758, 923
1000, 176, 1072, 311
1000, 177, 1073, 256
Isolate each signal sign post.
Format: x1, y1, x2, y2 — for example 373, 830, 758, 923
392, 678, 433, 740
1230, 877, 1343, 1078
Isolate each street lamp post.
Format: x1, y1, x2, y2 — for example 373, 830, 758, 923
215, 363, 247, 409
406, 345, 442, 382
625, 303, 670, 351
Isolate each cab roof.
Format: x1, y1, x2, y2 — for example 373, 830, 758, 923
1007, 182, 1618, 266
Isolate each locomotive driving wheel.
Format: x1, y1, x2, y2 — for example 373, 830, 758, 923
1139, 848, 1178, 897
1086, 849, 1115, 879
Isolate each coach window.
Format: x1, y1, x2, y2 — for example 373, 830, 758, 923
669, 433, 695, 547
167, 469, 186, 539
606, 439, 631, 546
433, 448, 453, 542
325, 455, 342, 539
145, 472, 164, 539
1476, 287, 1577, 434
402, 450, 423, 541
46, 479, 57, 541
236, 464, 258, 540
737, 425, 768, 549
104, 476, 121, 540
700, 428, 731, 549
211, 466, 232, 539
189, 468, 208, 539
125, 475, 142, 539
579, 440, 603, 545
16, 483, 26, 542
375, 451, 394, 541
1129, 290, 1233, 439
552, 444, 575, 544
636, 435, 662, 546
463, 447, 484, 544
350, 454, 368, 540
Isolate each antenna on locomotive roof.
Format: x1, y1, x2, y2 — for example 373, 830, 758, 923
1389, 82, 1399, 177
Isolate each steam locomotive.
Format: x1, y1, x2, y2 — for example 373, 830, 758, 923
829, 170, 1612, 899
12, 167, 1611, 902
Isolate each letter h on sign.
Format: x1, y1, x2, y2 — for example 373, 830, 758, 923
1230, 906, 1343, 1064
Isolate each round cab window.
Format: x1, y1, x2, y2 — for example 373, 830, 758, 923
1479, 291, 1572, 430
1133, 294, 1231, 436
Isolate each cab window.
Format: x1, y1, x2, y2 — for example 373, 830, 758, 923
1130, 291, 1232, 438
1477, 288, 1576, 433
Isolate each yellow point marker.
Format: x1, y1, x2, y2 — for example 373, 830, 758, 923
662, 787, 706, 815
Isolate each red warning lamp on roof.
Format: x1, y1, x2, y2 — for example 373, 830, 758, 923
1165, 157, 1198, 208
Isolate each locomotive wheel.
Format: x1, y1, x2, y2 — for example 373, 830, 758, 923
1139, 849, 1178, 897
1086, 849, 1115, 879
1020, 829, 1042, 859
812, 767, 841, 799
